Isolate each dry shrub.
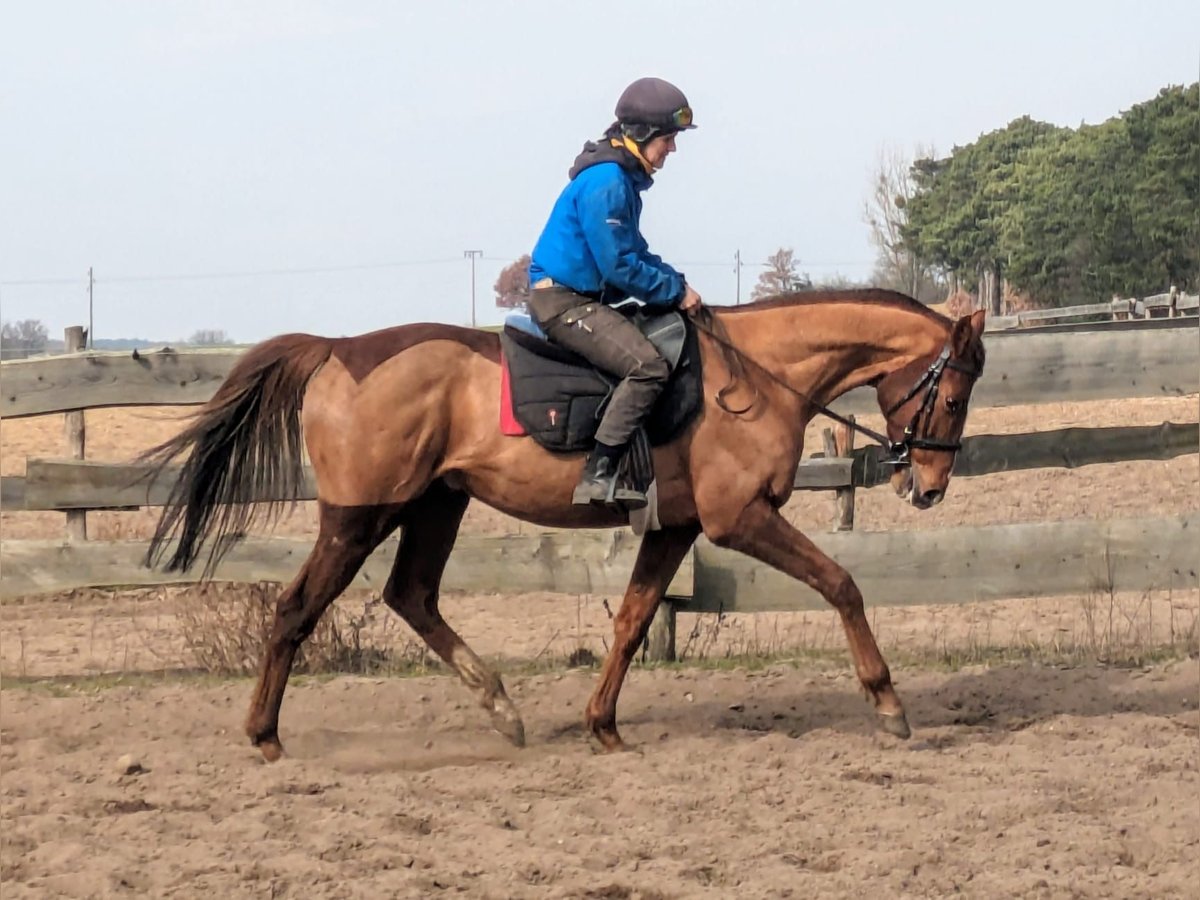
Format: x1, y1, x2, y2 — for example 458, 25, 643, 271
1071, 587, 1198, 663
675, 609, 833, 664
1002, 283, 1037, 313
669, 588, 1197, 671
172, 582, 432, 676
943, 289, 977, 319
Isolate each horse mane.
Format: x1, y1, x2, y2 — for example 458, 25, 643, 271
717, 288, 952, 327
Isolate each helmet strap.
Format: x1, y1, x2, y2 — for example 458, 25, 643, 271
613, 135, 656, 174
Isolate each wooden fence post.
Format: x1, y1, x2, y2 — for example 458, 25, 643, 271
63, 326, 87, 542
834, 417, 856, 531
645, 600, 676, 663
823, 424, 856, 531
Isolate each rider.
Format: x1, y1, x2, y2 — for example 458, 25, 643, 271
527, 76, 703, 510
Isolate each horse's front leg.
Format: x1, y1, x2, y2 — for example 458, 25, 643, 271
586, 523, 700, 750
709, 500, 910, 737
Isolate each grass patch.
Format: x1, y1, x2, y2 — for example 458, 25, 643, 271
4, 583, 1193, 693
5, 638, 1194, 698
4, 641, 1195, 697
0, 669, 240, 697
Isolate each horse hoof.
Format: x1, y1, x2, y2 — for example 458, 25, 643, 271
607, 739, 638, 754
491, 709, 527, 748
877, 710, 912, 739
587, 726, 629, 754
256, 737, 285, 762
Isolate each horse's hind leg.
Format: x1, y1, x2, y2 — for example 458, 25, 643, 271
245, 502, 403, 761
383, 481, 526, 747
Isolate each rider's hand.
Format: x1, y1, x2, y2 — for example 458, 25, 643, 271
680, 284, 703, 312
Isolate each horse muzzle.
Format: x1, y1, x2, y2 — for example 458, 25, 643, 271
893, 465, 946, 509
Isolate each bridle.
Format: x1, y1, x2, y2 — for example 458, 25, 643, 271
690, 309, 981, 467
875, 343, 979, 463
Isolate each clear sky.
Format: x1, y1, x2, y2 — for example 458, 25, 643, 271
3, 1, 1197, 343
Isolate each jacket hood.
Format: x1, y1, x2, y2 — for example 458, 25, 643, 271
568, 138, 653, 189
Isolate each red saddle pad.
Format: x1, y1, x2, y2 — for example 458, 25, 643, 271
499, 350, 527, 436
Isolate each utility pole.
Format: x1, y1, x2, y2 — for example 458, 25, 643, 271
734, 249, 742, 305
463, 250, 482, 328
87, 266, 94, 347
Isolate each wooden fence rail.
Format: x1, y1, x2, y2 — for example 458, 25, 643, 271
2, 422, 1196, 511
987, 292, 1198, 330
687, 513, 1197, 613
0, 531, 693, 601
3, 320, 1197, 419
0, 348, 243, 418
2, 513, 1193, 604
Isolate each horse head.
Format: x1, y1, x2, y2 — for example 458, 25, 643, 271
875, 309, 987, 508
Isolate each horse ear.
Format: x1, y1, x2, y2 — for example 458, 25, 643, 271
952, 310, 986, 356
970, 309, 987, 338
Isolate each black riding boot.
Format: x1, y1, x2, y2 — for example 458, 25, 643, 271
573, 446, 647, 510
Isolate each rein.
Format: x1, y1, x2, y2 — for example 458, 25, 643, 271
689, 307, 979, 465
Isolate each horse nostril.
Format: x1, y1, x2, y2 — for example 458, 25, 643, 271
920, 488, 944, 507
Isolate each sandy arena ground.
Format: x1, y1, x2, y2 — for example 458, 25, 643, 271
1, 663, 1197, 898
2, 393, 1198, 898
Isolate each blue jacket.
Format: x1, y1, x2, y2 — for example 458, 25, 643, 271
529, 141, 686, 307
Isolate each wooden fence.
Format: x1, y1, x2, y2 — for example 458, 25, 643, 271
986, 290, 1198, 331
1, 320, 1197, 660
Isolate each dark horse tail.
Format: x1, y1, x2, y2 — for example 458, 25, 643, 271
142, 334, 333, 576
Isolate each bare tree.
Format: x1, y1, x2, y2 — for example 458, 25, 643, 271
750, 248, 812, 301
864, 145, 943, 302
188, 329, 232, 345
494, 254, 531, 310
0, 319, 49, 359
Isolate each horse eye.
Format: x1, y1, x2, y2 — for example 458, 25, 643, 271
945, 397, 962, 414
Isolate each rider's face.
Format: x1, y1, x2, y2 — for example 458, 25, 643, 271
642, 133, 678, 170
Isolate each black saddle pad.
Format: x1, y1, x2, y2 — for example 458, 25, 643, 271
500, 319, 703, 453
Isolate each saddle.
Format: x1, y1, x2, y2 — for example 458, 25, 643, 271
498, 308, 703, 454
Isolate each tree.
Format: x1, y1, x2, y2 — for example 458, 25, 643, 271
750, 248, 812, 300
188, 329, 231, 345
1121, 83, 1198, 291
863, 145, 943, 302
998, 121, 1123, 305
0, 319, 49, 359
900, 83, 1198, 310
904, 116, 1067, 314
494, 254, 531, 310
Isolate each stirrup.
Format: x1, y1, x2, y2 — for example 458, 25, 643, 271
572, 477, 647, 510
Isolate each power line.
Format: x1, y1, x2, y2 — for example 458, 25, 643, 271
0, 276, 85, 286
676, 260, 758, 268
1, 259, 463, 287
2, 253, 877, 290
99, 257, 463, 284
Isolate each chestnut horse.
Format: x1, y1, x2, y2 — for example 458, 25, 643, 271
145, 290, 987, 762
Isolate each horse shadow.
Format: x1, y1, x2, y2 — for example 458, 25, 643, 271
608, 659, 1199, 748
281, 659, 1197, 770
